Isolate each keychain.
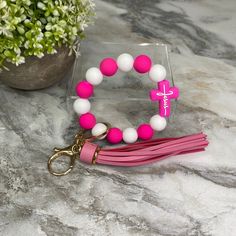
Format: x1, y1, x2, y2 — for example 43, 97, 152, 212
48, 53, 208, 176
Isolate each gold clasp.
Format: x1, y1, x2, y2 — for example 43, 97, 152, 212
48, 123, 111, 176
48, 131, 85, 176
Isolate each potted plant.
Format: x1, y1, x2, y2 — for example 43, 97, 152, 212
0, 0, 94, 90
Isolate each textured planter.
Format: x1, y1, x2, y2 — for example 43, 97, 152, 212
0, 46, 75, 90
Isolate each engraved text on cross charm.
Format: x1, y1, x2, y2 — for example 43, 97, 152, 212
149, 80, 179, 117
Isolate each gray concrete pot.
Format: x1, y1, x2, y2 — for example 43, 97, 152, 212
0, 46, 75, 90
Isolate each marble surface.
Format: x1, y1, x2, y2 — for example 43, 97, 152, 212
0, 0, 236, 235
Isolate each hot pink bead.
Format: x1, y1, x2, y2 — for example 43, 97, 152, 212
100, 58, 118, 76
107, 127, 123, 144
133, 55, 152, 73
137, 123, 154, 140
78, 112, 96, 130
76, 81, 93, 98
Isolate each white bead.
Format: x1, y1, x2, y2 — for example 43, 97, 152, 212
123, 127, 138, 143
86, 67, 103, 85
150, 114, 167, 131
149, 64, 167, 82
73, 98, 91, 115
117, 53, 134, 72
91, 123, 108, 139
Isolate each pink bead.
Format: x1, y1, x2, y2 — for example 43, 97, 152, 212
100, 58, 118, 76
78, 113, 96, 130
133, 54, 152, 73
107, 127, 123, 144
137, 123, 154, 140
76, 81, 93, 98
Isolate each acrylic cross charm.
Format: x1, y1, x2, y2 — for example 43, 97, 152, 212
149, 80, 179, 117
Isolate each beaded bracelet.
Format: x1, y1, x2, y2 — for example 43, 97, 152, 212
73, 53, 179, 144
48, 54, 208, 176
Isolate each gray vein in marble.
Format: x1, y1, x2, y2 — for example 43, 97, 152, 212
101, 0, 236, 65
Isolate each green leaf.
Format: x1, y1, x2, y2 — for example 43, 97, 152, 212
17, 26, 25, 34
4, 50, 12, 57
0, 1, 7, 9
25, 31, 32, 39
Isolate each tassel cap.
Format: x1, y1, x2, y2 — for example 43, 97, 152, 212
80, 142, 99, 164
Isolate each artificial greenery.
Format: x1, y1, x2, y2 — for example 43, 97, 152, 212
0, 0, 94, 70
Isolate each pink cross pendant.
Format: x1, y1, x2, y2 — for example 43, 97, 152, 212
149, 80, 179, 117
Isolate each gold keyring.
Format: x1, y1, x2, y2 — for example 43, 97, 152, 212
48, 149, 76, 176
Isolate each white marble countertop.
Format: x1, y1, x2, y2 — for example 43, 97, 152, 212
0, 0, 236, 235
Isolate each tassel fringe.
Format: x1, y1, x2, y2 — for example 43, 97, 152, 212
90, 133, 208, 166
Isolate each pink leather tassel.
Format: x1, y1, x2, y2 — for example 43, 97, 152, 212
80, 133, 208, 166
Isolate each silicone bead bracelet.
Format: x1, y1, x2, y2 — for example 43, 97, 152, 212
73, 53, 179, 144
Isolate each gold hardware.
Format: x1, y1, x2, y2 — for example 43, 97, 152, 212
48, 123, 110, 176
92, 147, 101, 165
48, 130, 86, 176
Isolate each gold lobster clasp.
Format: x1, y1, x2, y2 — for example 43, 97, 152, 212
48, 123, 111, 176
48, 131, 85, 176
